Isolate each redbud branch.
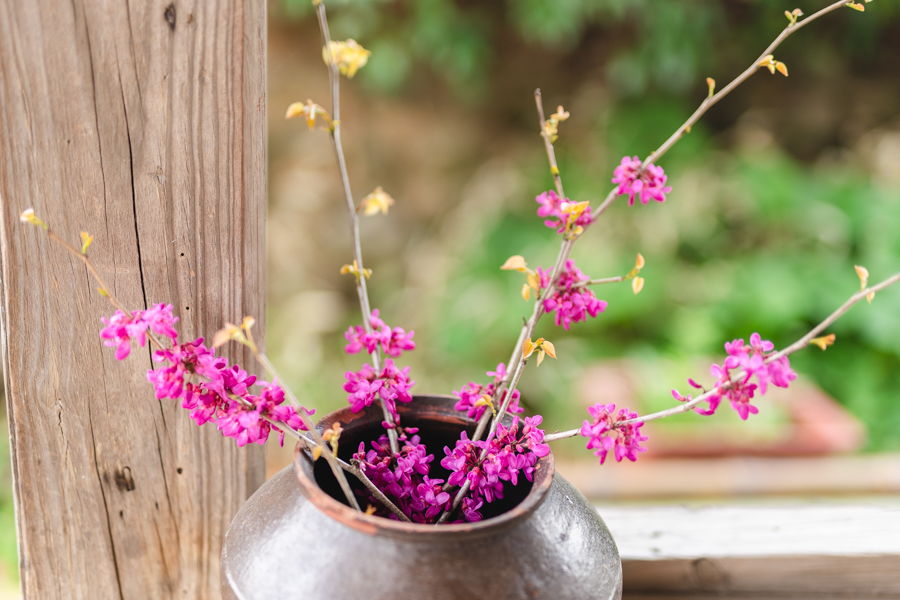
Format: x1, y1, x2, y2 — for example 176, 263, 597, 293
591, 0, 852, 223
543, 270, 900, 442
643, 0, 849, 171
471, 94, 579, 442
43, 228, 131, 317
254, 350, 362, 511
314, 1, 400, 455
245, 404, 410, 521
574, 275, 626, 288
535, 89, 565, 199
436, 353, 531, 524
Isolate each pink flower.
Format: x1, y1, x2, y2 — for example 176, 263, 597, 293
612, 156, 672, 206
453, 363, 523, 422
536, 190, 594, 233
579, 403, 648, 464
100, 304, 179, 360
674, 333, 797, 421
344, 309, 416, 358
540, 259, 607, 330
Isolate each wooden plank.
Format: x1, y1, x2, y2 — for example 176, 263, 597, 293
558, 453, 900, 499
0, 0, 266, 598
599, 504, 900, 596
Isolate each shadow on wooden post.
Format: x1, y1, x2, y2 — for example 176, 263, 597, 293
0, 0, 266, 598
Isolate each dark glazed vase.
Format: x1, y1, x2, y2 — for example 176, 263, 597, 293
222, 395, 623, 600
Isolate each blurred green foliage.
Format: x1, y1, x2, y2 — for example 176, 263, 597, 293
275, 0, 899, 97
271, 0, 900, 451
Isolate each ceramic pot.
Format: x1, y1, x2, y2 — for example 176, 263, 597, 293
222, 395, 623, 600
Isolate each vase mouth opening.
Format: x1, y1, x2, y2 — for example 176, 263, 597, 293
293, 395, 555, 539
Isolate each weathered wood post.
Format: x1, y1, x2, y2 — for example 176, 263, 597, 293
0, 1, 266, 598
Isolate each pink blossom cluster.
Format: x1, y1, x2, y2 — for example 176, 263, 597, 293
344, 309, 415, 358
343, 359, 415, 426
672, 333, 797, 420
539, 259, 608, 330
100, 303, 179, 360
101, 305, 311, 447
579, 403, 647, 465
353, 429, 451, 523
453, 363, 523, 421
441, 415, 550, 522
611, 155, 672, 206
535, 190, 594, 233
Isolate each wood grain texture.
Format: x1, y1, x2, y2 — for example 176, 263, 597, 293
601, 504, 900, 596
0, 0, 266, 598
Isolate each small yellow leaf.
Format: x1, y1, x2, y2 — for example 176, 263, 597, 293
867, 291, 875, 304
526, 271, 539, 291
809, 333, 836, 350
97, 287, 109, 297
846, 2, 865, 11
241, 316, 256, 331
635, 253, 645, 270
521, 284, 531, 301
358, 186, 395, 216
632, 276, 645, 295
80, 231, 94, 254
365, 504, 377, 515
312, 446, 323, 461
706, 77, 715, 98
793, 8, 804, 16
553, 105, 570, 122
551, 165, 560, 176
541, 339, 557, 359
536, 350, 545, 367
213, 323, 242, 349
522, 338, 535, 359
775, 61, 788, 77
685, 125, 691, 133
501, 255, 528, 272
323, 39, 371, 78
285, 101, 306, 120
854, 265, 869, 290
473, 395, 496, 416
19, 208, 48, 230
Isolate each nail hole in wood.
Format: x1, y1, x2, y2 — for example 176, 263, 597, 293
164, 4, 176, 30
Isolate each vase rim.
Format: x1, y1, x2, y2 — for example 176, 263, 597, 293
293, 394, 555, 540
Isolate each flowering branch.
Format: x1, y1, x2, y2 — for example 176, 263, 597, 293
543, 270, 900, 442
249, 407, 411, 521
20, 209, 368, 512
644, 0, 851, 171
313, 0, 400, 455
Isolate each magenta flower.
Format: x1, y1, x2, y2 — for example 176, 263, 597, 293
453, 363, 523, 421
344, 309, 415, 358
579, 403, 648, 464
102, 307, 311, 448
612, 156, 672, 206
536, 190, 594, 234
673, 333, 797, 420
540, 259, 608, 330
353, 428, 450, 523
100, 303, 179, 360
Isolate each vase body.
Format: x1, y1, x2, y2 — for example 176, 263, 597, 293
222, 395, 623, 600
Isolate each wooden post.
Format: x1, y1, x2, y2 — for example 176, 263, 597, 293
0, 0, 266, 598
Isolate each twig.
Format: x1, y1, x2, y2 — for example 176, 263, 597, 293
543, 270, 900, 442
643, 0, 849, 170
31, 217, 365, 512
535, 89, 565, 198
252, 409, 411, 521
592, 0, 851, 221
314, 1, 400, 455
254, 352, 361, 510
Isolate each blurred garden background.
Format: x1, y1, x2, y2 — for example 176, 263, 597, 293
3, 0, 900, 589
